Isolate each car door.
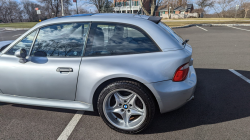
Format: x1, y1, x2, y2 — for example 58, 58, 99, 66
0, 22, 90, 100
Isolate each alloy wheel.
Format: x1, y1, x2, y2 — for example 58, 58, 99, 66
103, 89, 146, 130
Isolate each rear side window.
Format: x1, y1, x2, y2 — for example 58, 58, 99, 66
158, 22, 183, 44
31, 23, 90, 57
84, 22, 160, 56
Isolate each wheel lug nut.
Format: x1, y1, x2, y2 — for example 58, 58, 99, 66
121, 109, 124, 112
129, 104, 132, 107
124, 100, 127, 103
119, 103, 122, 106
128, 110, 130, 113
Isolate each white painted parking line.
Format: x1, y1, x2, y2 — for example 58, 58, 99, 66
196, 25, 208, 31
57, 110, 84, 140
227, 26, 250, 31
13, 34, 23, 37
229, 69, 250, 84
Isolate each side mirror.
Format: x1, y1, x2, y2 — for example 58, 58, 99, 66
15, 48, 27, 63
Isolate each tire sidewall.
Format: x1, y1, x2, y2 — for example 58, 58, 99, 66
97, 81, 155, 134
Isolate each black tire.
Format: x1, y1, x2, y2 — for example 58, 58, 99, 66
97, 80, 155, 134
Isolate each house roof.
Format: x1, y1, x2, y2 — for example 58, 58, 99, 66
156, 4, 193, 12
155, 5, 168, 11
159, 8, 168, 11
174, 6, 185, 12
174, 4, 193, 12
187, 4, 193, 9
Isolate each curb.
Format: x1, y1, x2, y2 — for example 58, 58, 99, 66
4, 27, 30, 30
171, 24, 250, 29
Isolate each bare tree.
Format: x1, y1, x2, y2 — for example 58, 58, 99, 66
70, 6, 90, 14
139, 0, 164, 16
139, 0, 150, 15
0, 0, 7, 22
71, 0, 92, 14
241, 0, 250, 18
150, 0, 164, 16
88, 0, 106, 13
0, 0, 23, 23
196, 0, 214, 13
101, 0, 113, 13
22, 0, 41, 22
0, 0, 5, 22
38, 0, 72, 17
213, 0, 235, 18
151, 0, 156, 16
159, 0, 179, 16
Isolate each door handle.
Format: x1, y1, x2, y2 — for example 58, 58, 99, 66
56, 67, 73, 72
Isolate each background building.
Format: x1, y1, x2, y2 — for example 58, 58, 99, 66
113, 0, 151, 14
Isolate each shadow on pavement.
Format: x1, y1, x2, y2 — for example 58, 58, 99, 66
0, 102, 9, 106
10, 104, 77, 114
1, 68, 250, 134
143, 68, 250, 134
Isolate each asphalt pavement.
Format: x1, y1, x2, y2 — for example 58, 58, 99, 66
0, 26, 250, 139
0, 28, 27, 42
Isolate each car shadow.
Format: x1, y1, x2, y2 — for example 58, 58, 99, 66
10, 104, 76, 114
142, 68, 250, 134
1, 68, 249, 134
0, 102, 9, 106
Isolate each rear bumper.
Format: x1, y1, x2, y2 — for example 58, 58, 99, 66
145, 65, 197, 113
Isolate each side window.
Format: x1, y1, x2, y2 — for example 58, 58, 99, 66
85, 23, 160, 56
31, 23, 90, 57
159, 22, 183, 43
5, 30, 37, 55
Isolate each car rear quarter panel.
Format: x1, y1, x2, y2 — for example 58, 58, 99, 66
75, 49, 192, 104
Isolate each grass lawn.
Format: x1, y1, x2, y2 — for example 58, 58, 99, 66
0, 22, 38, 28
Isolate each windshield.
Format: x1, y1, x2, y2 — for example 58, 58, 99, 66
158, 22, 184, 44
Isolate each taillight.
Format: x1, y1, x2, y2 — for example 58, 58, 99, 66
173, 63, 189, 82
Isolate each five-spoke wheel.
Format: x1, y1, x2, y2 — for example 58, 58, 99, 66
98, 80, 155, 134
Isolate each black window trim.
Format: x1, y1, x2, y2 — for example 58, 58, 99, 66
82, 21, 162, 57
29, 29, 40, 56
0, 44, 11, 52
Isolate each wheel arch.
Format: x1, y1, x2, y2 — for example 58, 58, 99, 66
92, 77, 160, 112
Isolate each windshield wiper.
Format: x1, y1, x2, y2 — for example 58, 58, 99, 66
182, 39, 189, 46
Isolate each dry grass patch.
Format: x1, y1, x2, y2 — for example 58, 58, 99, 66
0, 22, 38, 28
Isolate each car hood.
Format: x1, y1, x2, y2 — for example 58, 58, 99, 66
0, 40, 14, 51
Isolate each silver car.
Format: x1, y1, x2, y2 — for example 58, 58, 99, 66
0, 13, 197, 134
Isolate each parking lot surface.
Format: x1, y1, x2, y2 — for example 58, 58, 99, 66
0, 28, 27, 41
0, 26, 250, 139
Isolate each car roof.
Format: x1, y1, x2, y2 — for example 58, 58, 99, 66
15, 13, 181, 53
37, 13, 162, 26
